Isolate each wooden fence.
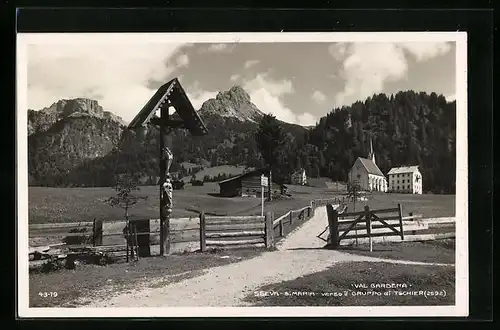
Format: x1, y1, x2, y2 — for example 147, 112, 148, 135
28, 196, 349, 262
29, 216, 201, 261
325, 204, 406, 251
199, 213, 273, 251
272, 196, 348, 241
322, 203, 455, 250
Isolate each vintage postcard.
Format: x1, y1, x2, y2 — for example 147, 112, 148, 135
17, 32, 468, 317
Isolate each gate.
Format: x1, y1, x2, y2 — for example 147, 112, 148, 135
319, 204, 404, 251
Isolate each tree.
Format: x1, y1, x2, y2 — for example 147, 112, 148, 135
254, 114, 286, 201
346, 180, 362, 212
103, 173, 147, 258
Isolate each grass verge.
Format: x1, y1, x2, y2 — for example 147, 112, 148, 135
244, 261, 455, 306
30, 248, 265, 307
336, 239, 455, 264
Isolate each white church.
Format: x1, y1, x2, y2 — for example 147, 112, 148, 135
348, 138, 387, 192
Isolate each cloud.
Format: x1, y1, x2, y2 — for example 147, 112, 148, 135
312, 90, 326, 103
244, 60, 260, 69
208, 43, 236, 52
208, 43, 228, 52
197, 43, 236, 53
27, 43, 184, 122
243, 73, 317, 125
330, 41, 452, 107
174, 53, 189, 67
229, 74, 241, 82
398, 42, 452, 62
184, 81, 218, 110
297, 113, 318, 126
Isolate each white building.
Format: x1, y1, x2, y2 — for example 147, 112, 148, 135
290, 168, 307, 185
387, 166, 423, 194
348, 138, 387, 192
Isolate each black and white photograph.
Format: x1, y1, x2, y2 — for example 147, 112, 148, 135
17, 32, 468, 317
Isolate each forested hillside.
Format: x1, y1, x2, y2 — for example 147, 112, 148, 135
303, 91, 456, 193
28, 90, 456, 194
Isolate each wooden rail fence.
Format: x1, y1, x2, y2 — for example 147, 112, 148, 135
28, 197, 349, 262
322, 203, 455, 250
325, 203, 405, 251
272, 197, 347, 241
199, 213, 273, 251
29, 216, 201, 260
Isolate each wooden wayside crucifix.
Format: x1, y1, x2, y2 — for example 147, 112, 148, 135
127, 78, 208, 256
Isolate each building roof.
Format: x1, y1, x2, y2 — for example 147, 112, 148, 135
217, 168, 269, 185
387, 166, 420, 175
128, 77, 208, 136
357, 157, 385, 177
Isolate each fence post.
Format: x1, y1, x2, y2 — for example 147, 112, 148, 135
265, 212, 274, 248
135, 219, 151, 257
365, 205, 372, 252
199, 212, 206, 252
279, 218, 284, 237
326, 204, 339, 248
92, 218, 96, 247
398, 203, 404, 240
289, 211, 293, 225
125, 223, 130, 262
93, 218, 103, 247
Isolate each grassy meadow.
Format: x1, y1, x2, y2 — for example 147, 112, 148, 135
28, 180, 455, 224
28, 181, 339, 224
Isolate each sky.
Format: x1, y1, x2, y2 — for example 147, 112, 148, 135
26, 39, 456, 126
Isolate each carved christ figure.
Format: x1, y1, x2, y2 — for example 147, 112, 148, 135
161, 143, 174, 216
162, 145, 173, 174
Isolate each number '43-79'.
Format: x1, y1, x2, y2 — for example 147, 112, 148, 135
38, 292, 58, 298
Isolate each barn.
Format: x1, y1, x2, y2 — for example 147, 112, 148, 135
218, 168, 283, 197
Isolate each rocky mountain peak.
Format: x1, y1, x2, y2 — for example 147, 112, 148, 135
41, 98, 126, 124
199, 85, 264, 122
28, 98, 127, 135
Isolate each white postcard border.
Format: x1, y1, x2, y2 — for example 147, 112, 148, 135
16, 32, 468, 318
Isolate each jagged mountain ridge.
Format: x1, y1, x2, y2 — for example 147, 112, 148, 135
198, 85, 265, 122
27, 85, 305, 186
28, 98, 127, 136
27, 88, 456, 194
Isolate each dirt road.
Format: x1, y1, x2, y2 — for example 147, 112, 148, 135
84, 206, 453, 307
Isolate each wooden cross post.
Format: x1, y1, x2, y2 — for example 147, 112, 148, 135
159, 105, 172, 256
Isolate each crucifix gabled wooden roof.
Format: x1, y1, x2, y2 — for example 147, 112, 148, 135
128, 77, 208, 136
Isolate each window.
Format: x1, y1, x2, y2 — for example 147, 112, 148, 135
397, 186, 400, 190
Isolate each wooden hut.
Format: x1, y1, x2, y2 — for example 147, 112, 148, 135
218, 168, 282, 197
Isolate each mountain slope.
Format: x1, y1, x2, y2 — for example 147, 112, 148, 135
27, 89, 456, 194
27, 99, 127, 185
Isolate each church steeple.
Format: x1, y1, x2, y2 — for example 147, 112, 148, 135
368, 136, 376, 165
